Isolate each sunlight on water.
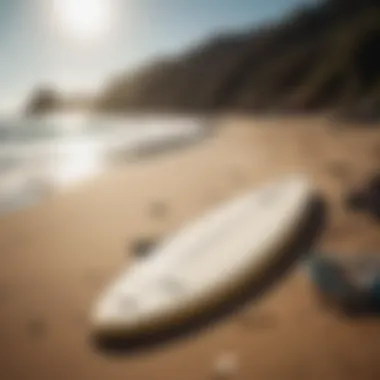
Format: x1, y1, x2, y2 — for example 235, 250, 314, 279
0, 114, 206, 216
53, 141, 105, 186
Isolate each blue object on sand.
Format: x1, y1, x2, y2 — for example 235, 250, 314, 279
306, 252, 380, 314
307, 255, 352, 297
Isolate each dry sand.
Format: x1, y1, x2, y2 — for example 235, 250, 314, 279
1, 115, 380, 380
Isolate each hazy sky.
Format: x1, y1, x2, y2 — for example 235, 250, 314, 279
0, 0, 317, 111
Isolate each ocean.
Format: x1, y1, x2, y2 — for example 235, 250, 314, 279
0, 113, 205, 216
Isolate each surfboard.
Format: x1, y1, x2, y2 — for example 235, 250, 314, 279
90, 175, 325, 352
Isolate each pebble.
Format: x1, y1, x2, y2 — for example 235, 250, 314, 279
130, 237, 158, 259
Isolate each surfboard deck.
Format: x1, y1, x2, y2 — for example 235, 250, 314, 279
90, 175, 326, 353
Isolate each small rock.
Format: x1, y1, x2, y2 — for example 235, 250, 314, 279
130, 237, 158, 259
344, 173, 380, 219
214, 352, 239, 379
367, 174, 380, 214
344, 189, 367, 211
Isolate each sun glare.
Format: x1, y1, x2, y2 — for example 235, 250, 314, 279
52, 0, 112, 41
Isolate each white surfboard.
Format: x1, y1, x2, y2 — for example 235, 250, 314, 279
90, 175, 324, 350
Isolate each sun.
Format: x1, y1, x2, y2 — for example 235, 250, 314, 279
52, 0, 112, 41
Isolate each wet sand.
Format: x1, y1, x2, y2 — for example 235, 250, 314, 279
1, 115, 380, 380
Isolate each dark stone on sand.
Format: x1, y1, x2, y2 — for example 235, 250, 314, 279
130, 237, 159, 259
26, 319, 47, 338
344, 173, 380, 219
307, 253, 380, 316
366, 175, 380, 219
345, 190, 367, 211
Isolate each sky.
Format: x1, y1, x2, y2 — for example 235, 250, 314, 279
0, 0, 318, 112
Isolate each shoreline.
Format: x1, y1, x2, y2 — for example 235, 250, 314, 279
0, 115, 209, 218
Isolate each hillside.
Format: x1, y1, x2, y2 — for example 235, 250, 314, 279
95, 0, 380, 118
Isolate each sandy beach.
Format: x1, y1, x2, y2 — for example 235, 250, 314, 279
1, 115, 380, 380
